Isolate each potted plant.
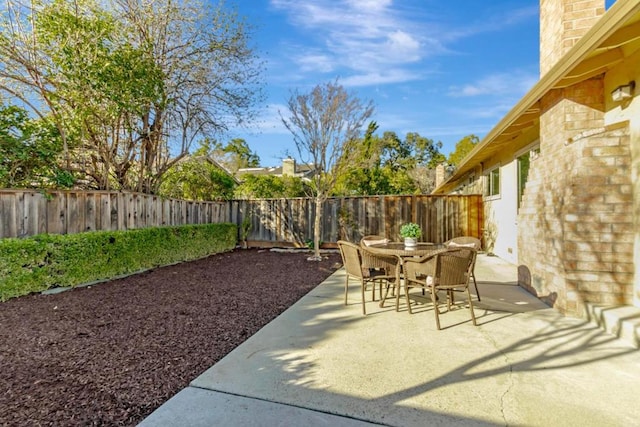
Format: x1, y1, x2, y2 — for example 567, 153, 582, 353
400, 222, 422, 247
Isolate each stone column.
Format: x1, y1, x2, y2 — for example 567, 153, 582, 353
282, 157, 296, 177
435, 164, 445, 189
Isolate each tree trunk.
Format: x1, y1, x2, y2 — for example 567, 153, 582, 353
313, 197, 322, 260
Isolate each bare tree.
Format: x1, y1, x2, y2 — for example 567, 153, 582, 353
281, 80, 374, 260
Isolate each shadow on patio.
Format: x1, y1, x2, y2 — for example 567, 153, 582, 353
145, 254, 640, 427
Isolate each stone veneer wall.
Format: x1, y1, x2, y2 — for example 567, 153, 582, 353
518, 78, 634, 315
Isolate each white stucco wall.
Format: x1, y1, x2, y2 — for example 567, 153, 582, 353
484, 160, 519, 265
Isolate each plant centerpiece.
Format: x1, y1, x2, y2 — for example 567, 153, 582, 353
400, 222, 422, 247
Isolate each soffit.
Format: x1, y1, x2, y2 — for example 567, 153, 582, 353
434, 1, 640, 194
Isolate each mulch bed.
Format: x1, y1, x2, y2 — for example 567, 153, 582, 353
0, 248, 342, 426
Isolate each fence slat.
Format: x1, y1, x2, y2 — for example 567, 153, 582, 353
46, 193, 65, 235
85, 193, 97, 232
1, 192, 17, 238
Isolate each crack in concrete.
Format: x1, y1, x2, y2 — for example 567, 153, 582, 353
480, 327, 515, 427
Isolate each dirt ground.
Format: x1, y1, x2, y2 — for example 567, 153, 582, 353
0, 248, 342, 426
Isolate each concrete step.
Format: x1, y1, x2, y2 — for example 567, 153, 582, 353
587, 303, 640, 348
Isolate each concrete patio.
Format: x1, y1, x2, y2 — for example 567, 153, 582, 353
140, 253, 640, 426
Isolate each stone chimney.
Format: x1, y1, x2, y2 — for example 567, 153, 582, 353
539, 0, 605, 76
435, 163, 445, 189
282, 157, 296, 177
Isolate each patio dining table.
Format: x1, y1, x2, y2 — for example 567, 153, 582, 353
367, 242, 447, 311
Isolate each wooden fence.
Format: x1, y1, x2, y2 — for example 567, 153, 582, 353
0, 190, 229, 238
232, 195, 483, 247
0, 190, 483, 246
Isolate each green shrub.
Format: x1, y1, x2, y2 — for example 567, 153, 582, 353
0, 223, 236, 301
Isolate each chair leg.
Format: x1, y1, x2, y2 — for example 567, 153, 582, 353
372, 279, 384, 302
405, 282, 413, 314
373, 280, 391, 308
466, 287, 477, 326
431, 287, 441, 330
446, 290, 453, 311
344, 276, 349, 305
361, 280, 367, 315
395, 282, 401, 312
380, 278, 396, 308
472, 272, 481, 301
379, 280, 389, 308
380, 280, 390, 302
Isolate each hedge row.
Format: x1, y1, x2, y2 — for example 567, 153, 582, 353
0, 223, 237, 301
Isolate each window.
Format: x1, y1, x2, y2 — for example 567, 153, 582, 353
484, 166, 500, 198
517, 146, 540, 209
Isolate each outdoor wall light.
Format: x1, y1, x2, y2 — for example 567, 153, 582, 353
611, 81, 635, 102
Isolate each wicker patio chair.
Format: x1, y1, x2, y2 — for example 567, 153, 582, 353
338, 240, 397, 315
360, 235, 400, 302
403, 247, 477, 330
444, 236, 482, 301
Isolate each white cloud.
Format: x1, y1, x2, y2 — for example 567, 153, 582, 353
385, 30, 421, 61
340, 69, 421, 87
448, 71, 538, 98
270, 0, 427, 82
296, 52, 335, 73
269, 1, 539, 90
344, 0, 393, 11
255, 103, 289, 134
437, 5, 539, 42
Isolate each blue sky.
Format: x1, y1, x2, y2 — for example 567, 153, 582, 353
227, 0, 612, 167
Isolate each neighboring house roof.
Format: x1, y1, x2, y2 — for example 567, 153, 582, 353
433, 1, 640, 194
177, 154, 241, 184
236, 159, 317, 181
236, 166, 279, 177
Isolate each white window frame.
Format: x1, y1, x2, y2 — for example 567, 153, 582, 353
484, 164, 501, 200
